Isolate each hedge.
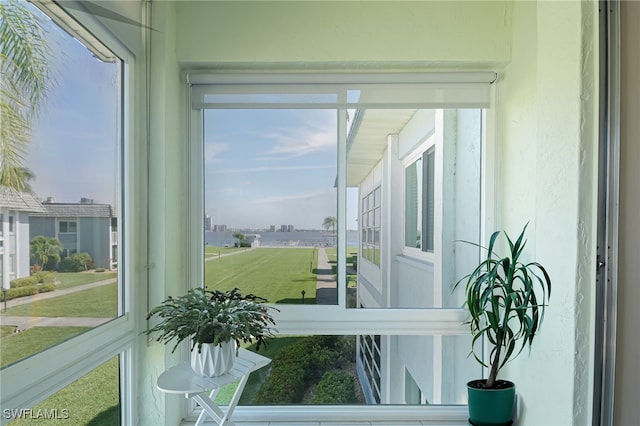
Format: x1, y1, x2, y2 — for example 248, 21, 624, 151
10, 272, 56, 288
310, 371, 357, 404
2, 283, 56, 301
253, 335, 351, 404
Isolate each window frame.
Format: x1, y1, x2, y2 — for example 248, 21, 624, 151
402, 135, 438, 261
0, 3, 136, 424
186, 73, 495, 421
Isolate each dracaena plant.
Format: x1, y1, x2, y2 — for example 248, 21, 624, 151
454, 224, 551, 389
145, 287, 278, 354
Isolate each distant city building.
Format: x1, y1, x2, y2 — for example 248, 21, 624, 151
269, 225, 276, 232
204, 214, 212, 231
213, 224, 227, 232
280, 224, 294, 232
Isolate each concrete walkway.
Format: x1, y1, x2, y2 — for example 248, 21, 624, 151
315, 248, 338, 305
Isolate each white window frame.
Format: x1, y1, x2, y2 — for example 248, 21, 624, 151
402, 134, 438, 262
186, 72, 495, 423
0, 3, 136, 425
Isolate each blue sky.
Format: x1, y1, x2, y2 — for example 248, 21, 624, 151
29, 3, 119, 207
205, 109, 357, 230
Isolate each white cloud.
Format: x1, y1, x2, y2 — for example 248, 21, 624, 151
263, 123, 336, 158
204, 142, 230, 164
211, 164, 334, 174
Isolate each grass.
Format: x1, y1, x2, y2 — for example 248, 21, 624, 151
7, 356, 120, 426
0, 326, 91, 368
204, 248, 318, 304
1, 325, 16, 337
204, 246, 247, 257
55, 271, 117, 290
3, 284, 117, 318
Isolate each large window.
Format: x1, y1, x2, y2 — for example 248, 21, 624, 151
189, 73, 492, 420
0, 1, 132, 423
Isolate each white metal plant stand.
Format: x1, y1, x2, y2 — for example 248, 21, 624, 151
157, 348, 271, 425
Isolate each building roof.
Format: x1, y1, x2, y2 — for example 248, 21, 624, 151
0, 187, 47, 213
31, 203, 114, 218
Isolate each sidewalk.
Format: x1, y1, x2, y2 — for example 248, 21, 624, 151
315, 248, 338, 305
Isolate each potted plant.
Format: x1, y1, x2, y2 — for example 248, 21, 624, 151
145, 287, 277, 377
454, 224, 551, 426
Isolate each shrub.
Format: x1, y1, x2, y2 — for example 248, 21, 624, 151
253, 335, 350, 404
1, 283, 55, 301
10, 276, 39, 288
95, 268, 106, 273
311, 371, 357, 404
58, 252, 94, 272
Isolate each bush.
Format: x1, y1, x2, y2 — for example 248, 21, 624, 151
95, 268, 106, 273
58, 252, 94, 272
1, 283, 56, 301
253, 335, 350, 404
10, 276, 39, 288
311, 371, 357, 404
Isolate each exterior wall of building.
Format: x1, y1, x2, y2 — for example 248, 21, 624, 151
28, 216, 113, 269
15, 212, 32, 279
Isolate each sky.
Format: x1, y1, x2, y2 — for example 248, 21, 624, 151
204, 109, 358, 230
25, 2, 358, 230
28, 3, 119, 207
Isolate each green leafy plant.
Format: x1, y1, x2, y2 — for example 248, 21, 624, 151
454, 224, 551, 389
145, 287, 278, 353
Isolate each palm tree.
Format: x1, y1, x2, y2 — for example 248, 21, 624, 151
322, 216, 337, 234
30, 235, 63, 270
0, 0, 54, 191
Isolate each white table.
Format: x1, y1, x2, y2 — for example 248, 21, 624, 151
157, 348, 271, 426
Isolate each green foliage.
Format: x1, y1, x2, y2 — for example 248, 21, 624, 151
145, 287, 278, 353
2, 283, 55, 300
9, 271, 55, 288
30, 235, 63, 270
0, 0, 55, 190
253, 335, 350, 404
311, 371, 357, 404
58, 252, 94, 272
454, 224, 551, 389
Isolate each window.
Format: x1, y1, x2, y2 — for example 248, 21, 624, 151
358, 334, 382, 403
0, 1, 131, 424
58, 221, 77, 233
8, 215, 14, 234
189, 73, 492, 420
361, 186, 381, 266
404, 142, 435, 254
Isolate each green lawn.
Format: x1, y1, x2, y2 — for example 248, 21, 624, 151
7, 356, 119, 426
325, 247, 358, 288
0, 326, 90, 368
204, 246, 247, 257
0, 325, 15, 338
204, 248, 318, 304
3, 284, 117, 318
55, 271, 117, 290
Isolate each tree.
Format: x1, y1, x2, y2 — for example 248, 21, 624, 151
322, 216, 337, 234
30, 235, 63, 270
233, 232, 245, 247
0, 0, 55, 191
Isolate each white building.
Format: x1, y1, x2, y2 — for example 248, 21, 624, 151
0, 188, 46, 290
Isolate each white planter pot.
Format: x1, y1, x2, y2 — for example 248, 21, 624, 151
190, 341, 236, 377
